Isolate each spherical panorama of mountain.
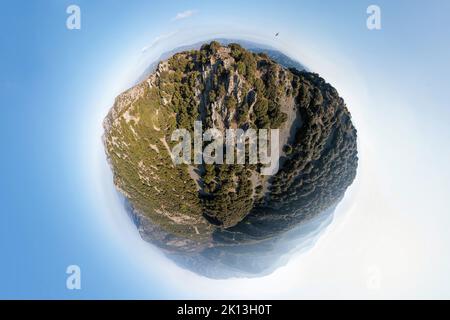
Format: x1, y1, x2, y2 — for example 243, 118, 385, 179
103, 40, 358, 278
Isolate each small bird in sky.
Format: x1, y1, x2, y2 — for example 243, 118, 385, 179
275, 32, 279, 37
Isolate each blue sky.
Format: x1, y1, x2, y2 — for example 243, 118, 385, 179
1, 0, 450, 299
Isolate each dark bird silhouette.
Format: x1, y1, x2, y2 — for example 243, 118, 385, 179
275, 32, 279, 37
